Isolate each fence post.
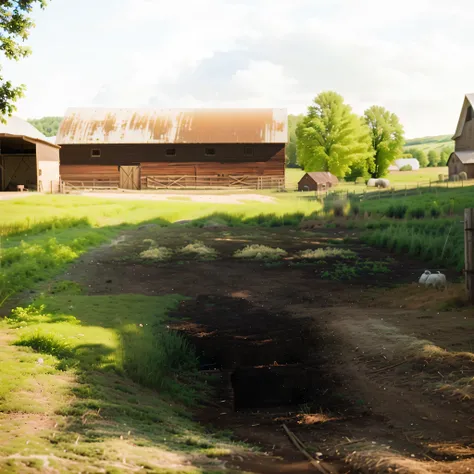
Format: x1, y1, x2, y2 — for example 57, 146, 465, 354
465, 209, 474, 304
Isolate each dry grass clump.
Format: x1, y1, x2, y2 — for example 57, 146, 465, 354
139, 247, 173, 261
179, 242, 218, 260
344, 443, 435, 474
297, 247, 356, 260
234, 244, 287, 261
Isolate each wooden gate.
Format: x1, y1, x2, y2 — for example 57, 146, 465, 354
119, 166, 140, 190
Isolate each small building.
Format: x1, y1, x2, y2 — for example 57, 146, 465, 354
0, 116, 60, 192
449, 94, 474, 179
56, 108, 287, 190
393, 158, 420, 170
298, 172, 339, 191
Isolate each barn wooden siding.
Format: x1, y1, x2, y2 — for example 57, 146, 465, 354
455, 119, 474, 152
59, 143, 285, 182
448, 154, 474, 179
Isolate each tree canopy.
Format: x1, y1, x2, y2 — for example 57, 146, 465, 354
0, 1, 46, 119
427, 149, 440, 167
296, 91, 373, 177
407, 148, 428, 168
285, 114, 303, 168
28, 116, 62, 137
364, 106, 404, 178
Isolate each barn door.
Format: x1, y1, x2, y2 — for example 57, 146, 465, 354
120, 166, 140, 190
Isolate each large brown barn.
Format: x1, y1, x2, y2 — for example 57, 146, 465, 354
56, 108, 287, 190
449, 94, 474, 179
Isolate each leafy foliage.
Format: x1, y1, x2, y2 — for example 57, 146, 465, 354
428, 150, 440, 167
399, 165, 412, 171
407, 148, 428, 168
296, 91, 373, 177
286, 114, 303, 167
0, 1, 47, 119
28, 116, 62, 137
364, 106, 404, 178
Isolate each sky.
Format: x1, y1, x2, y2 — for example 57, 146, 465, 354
3, 0, 474, 138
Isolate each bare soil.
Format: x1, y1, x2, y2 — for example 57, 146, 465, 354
50, 226, 474, 473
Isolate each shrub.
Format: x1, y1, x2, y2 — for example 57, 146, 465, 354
459, 171, 468, 181
234, 245, 287, 261
429, 202, 441, 218
409, 207, 425, 219
179, 242, 217, 260
355, 177, 366, 185
14, 330, 73, 359
323, 199, 350, 217
121, 329, 197, 392
386, 204, 408, 219
399, 165, 413, 171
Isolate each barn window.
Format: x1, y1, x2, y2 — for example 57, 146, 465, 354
244, 146, 254, 157
91, 149, 101, 158
166, 148, 176, 156
467, 106, 473, 122
205, 147, 216, 156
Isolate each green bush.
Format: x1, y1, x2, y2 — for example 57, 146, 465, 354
355, 177, 366, 185
386, 204, 408, 219
399, 165, 413, 171
429, 202, 441, 218
408, 207, 426, 219
14, 330, 74, 359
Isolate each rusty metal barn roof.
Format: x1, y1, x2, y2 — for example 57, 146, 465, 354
0, 115, 60, 148
56, 108, 288, 145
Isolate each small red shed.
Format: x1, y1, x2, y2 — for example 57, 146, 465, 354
298, 172, 339, 191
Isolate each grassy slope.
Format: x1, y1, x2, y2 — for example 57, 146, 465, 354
403, 134, 454, 154
0, 293, 236, 473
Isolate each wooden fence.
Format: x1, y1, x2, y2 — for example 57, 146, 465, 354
62, 180, 120, 192
141, 175, 285, 190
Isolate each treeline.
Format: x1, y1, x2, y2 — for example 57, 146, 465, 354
28, 116, 62, 137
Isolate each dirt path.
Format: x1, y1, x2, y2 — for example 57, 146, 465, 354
48, 225, 474, 473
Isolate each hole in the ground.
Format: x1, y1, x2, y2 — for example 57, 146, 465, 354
170, 295, 336, 412
231, 365, 322, 410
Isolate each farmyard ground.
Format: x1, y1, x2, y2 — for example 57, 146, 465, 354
2, 213, 474, 473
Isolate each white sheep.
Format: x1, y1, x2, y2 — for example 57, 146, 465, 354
418, 270, 431, 285
425, 271, 447, 289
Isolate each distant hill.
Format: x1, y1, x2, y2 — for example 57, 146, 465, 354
28, 117, 62, 137
403, 134, 454, 154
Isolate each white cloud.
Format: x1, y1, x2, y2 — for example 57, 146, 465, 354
4, 0, 474, 136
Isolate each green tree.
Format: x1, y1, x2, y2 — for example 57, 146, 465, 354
285, 114, 303, 168
427, 149, 440, 167
0, 1, 47, 120
364, 106, 404, 178
296, 91, 373, 177
439, 147, 452, 166
28, 116, 62, 137
407, 148, 428, 168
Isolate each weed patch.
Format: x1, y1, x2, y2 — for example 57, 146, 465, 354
296, 247, 356, 260
234, 244, 288, 261
140, 247, 174, 261
179, 242, 217, 260
14, 330, 74, 359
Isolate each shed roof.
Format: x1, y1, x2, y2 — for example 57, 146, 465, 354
302, 172, 339, 184
451, 151, 474, 164
56, 108, 288, 145
0, 115, 60, 148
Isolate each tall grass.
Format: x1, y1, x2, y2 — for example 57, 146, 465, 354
363, 219, 464, 270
